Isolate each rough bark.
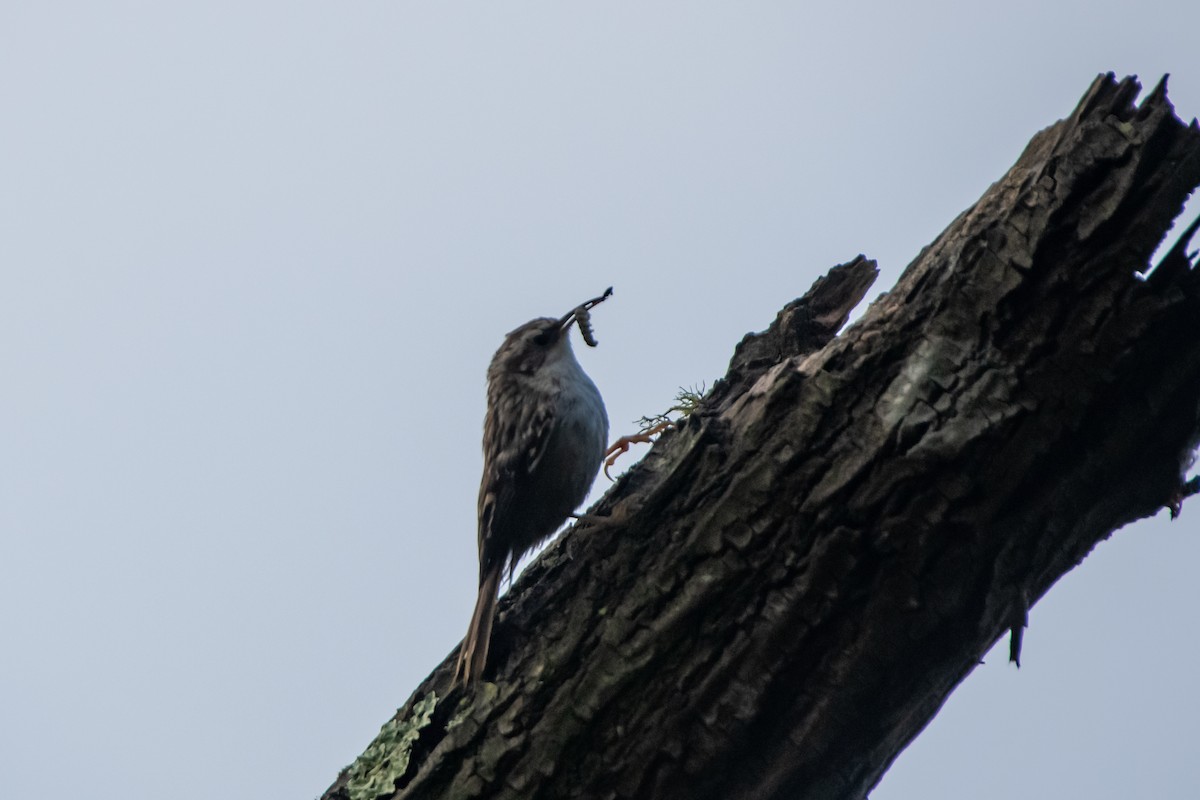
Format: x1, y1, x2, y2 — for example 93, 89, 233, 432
324, 74, 1200, 800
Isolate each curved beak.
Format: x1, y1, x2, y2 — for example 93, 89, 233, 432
557, 286, 614, 330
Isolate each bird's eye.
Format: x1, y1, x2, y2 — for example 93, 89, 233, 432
533, 329, 553, 346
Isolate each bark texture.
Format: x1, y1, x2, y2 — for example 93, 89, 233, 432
324, 74, 1200, 800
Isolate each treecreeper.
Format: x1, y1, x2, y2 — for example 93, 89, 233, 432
454, 288, 613, 686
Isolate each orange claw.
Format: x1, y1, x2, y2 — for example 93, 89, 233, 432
603, 420, 675, 479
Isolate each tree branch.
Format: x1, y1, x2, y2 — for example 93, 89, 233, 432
324, 73, 1200, 800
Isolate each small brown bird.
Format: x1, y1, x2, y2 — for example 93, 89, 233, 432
454, 289, 612, 686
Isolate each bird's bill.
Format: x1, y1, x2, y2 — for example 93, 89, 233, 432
557, 286, 614, 329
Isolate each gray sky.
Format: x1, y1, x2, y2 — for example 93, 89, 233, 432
3, 3, 1199, 798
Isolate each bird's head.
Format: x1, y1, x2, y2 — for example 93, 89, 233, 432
492, 288, 613, 376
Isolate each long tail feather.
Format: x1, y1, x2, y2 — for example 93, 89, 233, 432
454, 566, 502, 686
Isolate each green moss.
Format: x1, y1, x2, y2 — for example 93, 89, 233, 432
636, 383, 707, 433
346, 692, 438, 800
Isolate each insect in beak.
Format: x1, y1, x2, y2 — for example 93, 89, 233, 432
558, 287, 613, 347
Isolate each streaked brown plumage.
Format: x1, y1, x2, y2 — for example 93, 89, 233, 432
455, 289, 612, 686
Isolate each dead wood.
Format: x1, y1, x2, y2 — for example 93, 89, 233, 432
323, 73, 1200, 800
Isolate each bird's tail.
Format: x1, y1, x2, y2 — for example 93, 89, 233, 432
454, 564, 502, 686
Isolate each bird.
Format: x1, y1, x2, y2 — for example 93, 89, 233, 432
454, 288, 613, 686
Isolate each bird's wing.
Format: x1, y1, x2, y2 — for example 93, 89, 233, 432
477, 381, 556, 572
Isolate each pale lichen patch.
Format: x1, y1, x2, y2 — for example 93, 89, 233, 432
346, 691, 438, 800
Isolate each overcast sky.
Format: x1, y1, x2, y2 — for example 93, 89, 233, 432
3, 3, 1200, 799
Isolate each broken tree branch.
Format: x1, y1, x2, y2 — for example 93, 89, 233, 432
324, 73, 1200, 800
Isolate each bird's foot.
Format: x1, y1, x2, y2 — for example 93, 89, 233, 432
603, 422, 675, 479
570, 509, 628, 529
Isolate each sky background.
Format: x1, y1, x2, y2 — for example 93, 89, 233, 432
3, 3, 1200, 799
